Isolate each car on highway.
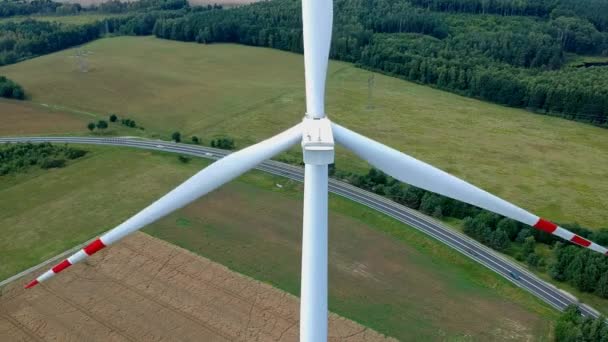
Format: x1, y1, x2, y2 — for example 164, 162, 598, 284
509, 271, 521, 281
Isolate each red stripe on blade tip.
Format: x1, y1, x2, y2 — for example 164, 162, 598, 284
83, 238, 106, 256
51, 259, 72, 273
24, 279, 39, 289
571, 235, 592, 247
533, 218, 558, 234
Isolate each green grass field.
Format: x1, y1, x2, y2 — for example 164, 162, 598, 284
1, 36, 607, 229
0, 146, 555, 340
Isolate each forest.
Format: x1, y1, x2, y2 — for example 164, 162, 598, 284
1, 0, 607, 125
152, 0, 608, 126
555, 306, 608, 341
0, 0, 59, 18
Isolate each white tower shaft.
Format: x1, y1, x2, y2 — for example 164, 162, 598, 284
300, 164, 329, 342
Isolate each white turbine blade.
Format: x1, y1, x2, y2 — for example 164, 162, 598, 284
300, 164, 329, 342
25, 123, 302, 289
302, 0, 333, 118
332, 123, 608, 255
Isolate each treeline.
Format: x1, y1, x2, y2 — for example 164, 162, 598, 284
0, 143, 87, 176
334, 167, 608, 300
409, 0, 608, 33
93, 0, 190, 13
409, 0, 553, 17
336, 168, 532, 255
0, 20, 102, 65
0, 0, 59, 18
555, 306, 608, 341
551, 229, 608, 298
0, 6, 189, 66
152, 0, 608, 126
0, 76, 24, 99
0, 0, 189, 18
361, 34, 608, 124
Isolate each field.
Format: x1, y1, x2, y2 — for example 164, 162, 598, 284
1, 36, 607, 228
0, 99, 88, 136
0, 233, 392, 341
0, 146, 555, 340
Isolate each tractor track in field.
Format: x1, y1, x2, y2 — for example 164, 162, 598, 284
0, 312, 46, 342
115, 242, 299, 327
41, 285, 139, 342
1, 233, 393, 341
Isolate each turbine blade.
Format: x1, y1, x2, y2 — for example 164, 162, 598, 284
302, 0, 333, 118
332, 123, 608, 255
25, 123, 302, 288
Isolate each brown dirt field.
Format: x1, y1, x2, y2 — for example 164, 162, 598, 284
0, 99, 87, 136
0, 232, 395, 341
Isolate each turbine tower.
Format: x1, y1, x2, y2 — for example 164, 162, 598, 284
25, 0, 608, 340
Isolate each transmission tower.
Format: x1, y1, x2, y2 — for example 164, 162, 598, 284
72, 48, 90, 73
367, 73, 375, 110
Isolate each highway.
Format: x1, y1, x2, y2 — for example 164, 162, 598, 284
0, 136, 602, 319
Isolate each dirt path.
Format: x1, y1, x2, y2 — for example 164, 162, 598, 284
0, 233, 395, 341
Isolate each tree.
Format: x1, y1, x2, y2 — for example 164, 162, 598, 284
40, 159, 66, 169
526, 252, 540, 267
432, 205, 443, 219
96, 120, 108, 130
555, 306, 584, 342
516, 228, 533, 243
522, 236, 536, 256
87, 122, 95, 131
497, 218, 520, 241
491, 229, 510, 251
109, 114, 117, 122
596, 273, 608, 298
328, 163, 335, 176
402, 186, 424, 209
578, 258, 600, 293
191, 136, 200, 144
172, 131, 181, 143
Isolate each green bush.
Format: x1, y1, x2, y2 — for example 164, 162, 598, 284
65, 149, 87, 159
0, 143, 87, 176
0, 76, 25, 100
40, 159, 66, 169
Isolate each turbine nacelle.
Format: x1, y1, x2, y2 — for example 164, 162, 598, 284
301, 116, 334, 165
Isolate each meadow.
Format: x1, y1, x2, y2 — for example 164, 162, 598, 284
0, 99, 88, 136
0, 145, 555, 340
1, 36, 607, 229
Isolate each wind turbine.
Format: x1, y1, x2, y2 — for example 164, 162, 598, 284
25, 0, 608, 340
